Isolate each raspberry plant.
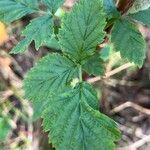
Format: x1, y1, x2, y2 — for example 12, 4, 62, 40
1, 0, 150, 149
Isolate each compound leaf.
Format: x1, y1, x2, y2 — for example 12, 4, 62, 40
24, 53, 79, 118
11, 15, 54, 53
111, 19, 146, 67
43, 0, 65, 14
0, 0, 38, 23
129, 8, 150, 26
59, 0, 106, 62
42, 83, 121, 150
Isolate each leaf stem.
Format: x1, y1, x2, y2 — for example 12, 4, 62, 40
79, 65, 82, 83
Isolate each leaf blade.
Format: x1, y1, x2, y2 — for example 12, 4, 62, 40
24, 53, 79, 118
59, 0, 106, 62
11, 15, 54, 53
43, 0, 65, 14
83, 54, 105, 76
0, 0, 38, 23
42, 83, 121, 150
111, 19, 146, 67
103, 0, 120, 19
129, 8, 150, 26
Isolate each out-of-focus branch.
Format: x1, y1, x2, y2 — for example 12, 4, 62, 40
110, 101, 150, 115
117, 0, 135, 14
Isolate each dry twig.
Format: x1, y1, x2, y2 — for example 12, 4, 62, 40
110, 101, 150, 115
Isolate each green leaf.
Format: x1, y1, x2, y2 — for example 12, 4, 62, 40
111, 18, 146, 67
43, 0, 65, 14
103, 0, 120, 19
0, 0, 38, 23
59, 0, 106, 62
11, 15, 53, 53
24, 53, 79, 118
0, 117, 11, 141
42, 83, 121, 150
18, 0, 39, 9
0, 13, 4, 21
46, 36, 61, 50
100, 45, 111, 61
83, 54, 105, 76
129, 8, 150, 26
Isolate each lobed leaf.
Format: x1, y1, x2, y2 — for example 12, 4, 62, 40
24, 53, 79, 118
59, 0, 106, 62
11, 15, 54, 53
0, 0, 38, 23
111, 18, 146, 67
42, 83, 121, 150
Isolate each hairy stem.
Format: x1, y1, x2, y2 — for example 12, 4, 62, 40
79, 65, 82, 83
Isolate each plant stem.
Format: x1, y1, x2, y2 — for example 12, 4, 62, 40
79, 65, 82, 83
88, 62, 134, 83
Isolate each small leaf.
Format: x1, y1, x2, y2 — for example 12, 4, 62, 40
46, 36, 61, 50
100, 45, 111, 61
103, 0, 120, 19
83, 54, 105, 76
43, 0, 65, 14
111, 18, 146, 67
0, 0, 38, 23
11, 15, 53, 53
42, 83, 121, 150
59, 0, 106, 62
24, 53, 79, 118
129, 8, 150, 26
